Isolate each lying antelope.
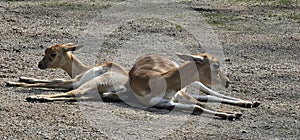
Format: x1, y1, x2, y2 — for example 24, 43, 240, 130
6, 43, 259, 120
6, 43, 129, 102
128, 53, 260, 120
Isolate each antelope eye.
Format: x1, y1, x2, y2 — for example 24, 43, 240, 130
212, 63, 219, 69
50, 52, 56, 57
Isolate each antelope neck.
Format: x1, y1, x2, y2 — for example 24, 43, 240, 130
61, 53, 91, 78
164, 62, 201, 91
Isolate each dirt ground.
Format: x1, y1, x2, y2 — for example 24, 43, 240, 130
0, 0, 299, 139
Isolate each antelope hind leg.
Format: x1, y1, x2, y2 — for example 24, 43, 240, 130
172, 91, 243, 119
154, 99, 241, 120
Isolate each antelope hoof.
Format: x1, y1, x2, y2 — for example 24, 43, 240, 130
102, 92, 111, 97
252, 101, 261, 108
245, 103, 252, 108
25, 96, 50, 102
5, 81, 21, 87
227, 114, 236, 121
221, 112, 242, 121
234, 112, 243, 119
19, 77, 34, 83
227, 112, 243, 121
244, 101, 261, 108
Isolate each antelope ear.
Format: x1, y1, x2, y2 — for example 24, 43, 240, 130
65, 43, 74, 46
63, 46, 76, 52
176, 53, 206, 62
63, 43, 84, 52
192, 55, 206, 62
175, 53, 194, 61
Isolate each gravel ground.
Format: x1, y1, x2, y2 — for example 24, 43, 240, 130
0, 0, 299, 139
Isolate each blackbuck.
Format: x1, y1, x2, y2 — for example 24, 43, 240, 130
6, 43, 260, 120
128, 54, 260, 120
6, 43, 129, 102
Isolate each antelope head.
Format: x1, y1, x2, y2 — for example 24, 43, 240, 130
176, 53, 230, 88
38, 43, 82, 70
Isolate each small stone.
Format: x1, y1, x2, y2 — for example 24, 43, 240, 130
225, 58, 231, 62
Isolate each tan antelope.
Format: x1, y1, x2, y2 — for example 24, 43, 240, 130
6, 43, 259, 120
6, 43, 129, 102
128, 53, 260, 120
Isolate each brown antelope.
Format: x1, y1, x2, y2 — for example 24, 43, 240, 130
128, 53, 260, 120
6, 43, 129, 102
6, 43, 259, 120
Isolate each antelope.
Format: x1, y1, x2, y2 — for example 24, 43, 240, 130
6, 43, 260, 120
128, 53, 260, 120
6, 43, 129, 102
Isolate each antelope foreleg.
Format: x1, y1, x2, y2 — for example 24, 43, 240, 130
6, 79, 76, 89
18, 76, 66, 84
189, 82, 242, 101
190, 94, 260, 108
189, 82, 260, 108
26, 94, 100, 102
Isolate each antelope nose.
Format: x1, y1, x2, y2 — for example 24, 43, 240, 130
38, 62, 46, 69
38, 63, 42, 69
225, 80, 230, 88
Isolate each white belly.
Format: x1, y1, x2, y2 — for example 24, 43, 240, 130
73, 66, 106, 88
